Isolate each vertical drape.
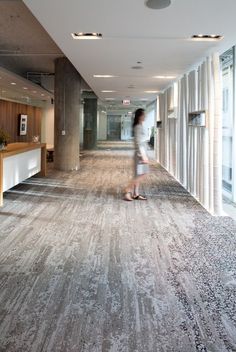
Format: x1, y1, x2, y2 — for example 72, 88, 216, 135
177, 75, 188, 187
156, 53, 223, 215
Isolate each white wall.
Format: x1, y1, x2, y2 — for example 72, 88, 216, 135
80, 104, 84, 146
41, 101, 54, 148
97, 111, 107, 140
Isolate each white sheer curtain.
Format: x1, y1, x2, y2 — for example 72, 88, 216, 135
177, 75, 188, 187
156, 53, 223, 215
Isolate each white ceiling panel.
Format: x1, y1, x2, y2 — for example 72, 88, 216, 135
23, 0, 236, 102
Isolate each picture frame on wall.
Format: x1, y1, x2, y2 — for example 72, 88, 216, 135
19, 114, 28, 136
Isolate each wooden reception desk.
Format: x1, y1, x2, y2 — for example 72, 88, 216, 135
0, 143, 46, 206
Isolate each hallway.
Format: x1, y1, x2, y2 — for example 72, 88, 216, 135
0, 146, 236, 352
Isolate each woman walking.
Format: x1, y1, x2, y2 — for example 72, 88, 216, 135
124, 108, 149, 201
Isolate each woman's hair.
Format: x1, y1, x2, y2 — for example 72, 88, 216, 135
133, 108, 145, 128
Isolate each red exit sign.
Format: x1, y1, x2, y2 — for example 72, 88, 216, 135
123, 99, 130, 106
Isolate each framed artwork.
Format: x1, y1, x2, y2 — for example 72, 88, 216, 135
19, 114, 28, 136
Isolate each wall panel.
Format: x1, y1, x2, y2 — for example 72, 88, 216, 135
0, 99, 42, 143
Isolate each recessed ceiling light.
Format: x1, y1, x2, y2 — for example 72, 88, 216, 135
11, 82, 16, 85
94, 75, 116, 78
23, 87, 28, 90
131, 66, 143, 70
72, 32, 102, 40
102, 90, 116, 93
41, 94, 45, 96
154, 75, 176, 79
145, 0, 171, 10
191, 34, 223, 41
145, 90, 159, 93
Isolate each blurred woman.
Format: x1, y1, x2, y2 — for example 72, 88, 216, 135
124, 108, 149, 201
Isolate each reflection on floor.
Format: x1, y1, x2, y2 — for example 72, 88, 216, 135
0, 145, 236, 351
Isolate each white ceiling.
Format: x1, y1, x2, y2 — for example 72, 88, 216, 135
23, 0, 236, 103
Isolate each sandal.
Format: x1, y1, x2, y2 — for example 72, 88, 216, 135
124, 192, 133, 201
133, 195, 147, 200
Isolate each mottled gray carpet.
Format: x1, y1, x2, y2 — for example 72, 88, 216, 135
97, 141, 134, 150
0, 147, 236, 352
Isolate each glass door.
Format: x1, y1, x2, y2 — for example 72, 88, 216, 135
107, 115, 121, 140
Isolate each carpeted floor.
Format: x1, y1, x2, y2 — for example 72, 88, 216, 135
97, 141, 134, 150
0, 147, 236, 352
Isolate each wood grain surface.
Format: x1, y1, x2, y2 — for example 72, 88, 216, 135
0, 99, 41, 143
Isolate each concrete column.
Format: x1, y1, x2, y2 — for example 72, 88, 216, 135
54, 57, 81, 171
83, 97, 97, 149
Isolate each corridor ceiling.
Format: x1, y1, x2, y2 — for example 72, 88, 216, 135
23, 0, 236, 103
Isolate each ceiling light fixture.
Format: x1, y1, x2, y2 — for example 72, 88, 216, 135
192, 34, 223, 41
23, 87, 28, 90
72, 32, 102, 40
102, 90, 116, 93
145, 0, 171, 10
154, 75, 176, 79
11, 82, 16, 85
94, 75, 116, 78
145, 90, 159, 93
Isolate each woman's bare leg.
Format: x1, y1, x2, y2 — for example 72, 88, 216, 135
133, 175, 146, 197
124, 175, 145, 199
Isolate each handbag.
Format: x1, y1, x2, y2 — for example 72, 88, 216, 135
137, 160, 149, 175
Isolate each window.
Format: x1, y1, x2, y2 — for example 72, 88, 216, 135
221, 47, 236, 202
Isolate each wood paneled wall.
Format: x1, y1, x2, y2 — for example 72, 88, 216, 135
0, 99, 42, 143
